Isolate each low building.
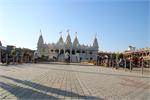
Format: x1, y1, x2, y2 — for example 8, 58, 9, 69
0, 41, 6, 63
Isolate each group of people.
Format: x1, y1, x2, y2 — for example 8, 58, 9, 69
96, 55, 146, 70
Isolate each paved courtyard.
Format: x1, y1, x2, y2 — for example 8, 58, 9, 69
0, 63, 149, 100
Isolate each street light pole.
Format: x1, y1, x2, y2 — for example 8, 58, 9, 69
141, 57, 144, 75
130, 58, 132, 72
124, 58, 126, 71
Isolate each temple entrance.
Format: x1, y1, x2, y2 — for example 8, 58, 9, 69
72, 49, 75, 55
55, 49, 59, 54
64, 50, 70, 63
65, 49, 70, 54
60, 49, 64, 54
77, 50, 81, 53
56, 49, 64, 62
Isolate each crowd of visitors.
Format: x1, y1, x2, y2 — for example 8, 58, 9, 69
96, 53, 150, 71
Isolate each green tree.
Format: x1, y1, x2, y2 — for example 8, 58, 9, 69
10, 49, 16, 64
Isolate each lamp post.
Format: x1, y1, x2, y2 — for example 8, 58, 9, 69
140, 53, 144, 75
129, 57, 132, 72
124, 55, 126, 71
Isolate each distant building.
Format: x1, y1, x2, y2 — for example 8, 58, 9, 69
124, 47, 150, 61
0, 41, 6, 63
0, 41, 6, 50
127, 45, 136, 51
6, 45, 16, 51
0, 41, 2, 46
34, 30, 99, 62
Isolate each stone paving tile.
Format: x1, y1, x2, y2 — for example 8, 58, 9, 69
0, 64, 150, 100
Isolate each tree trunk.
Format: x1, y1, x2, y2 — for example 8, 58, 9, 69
21, 55, 23, 63
6, 54, 8, 64
13, 56, 15, 64
17, 56, 18, 64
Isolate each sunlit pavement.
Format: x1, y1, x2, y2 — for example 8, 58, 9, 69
0, 63, 149, 100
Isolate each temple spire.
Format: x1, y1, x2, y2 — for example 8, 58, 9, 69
58, 31, 64, 46
66, 29, 70, 33
59, 31, 62, 37
75, 32, 77, 37
37, 30, 44, 50
93, 33, 99, 50
73, 32, 79, 48
40, 29, 42, 35
65, 30, 72, 48
95, 32, 97, 38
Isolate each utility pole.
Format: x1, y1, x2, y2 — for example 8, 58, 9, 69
141, 57, 144, 75
124, 58, 126, 71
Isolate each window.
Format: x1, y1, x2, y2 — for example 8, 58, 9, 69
90, 51, 92, 54
147, 52, 149, 56
82, 51, 85, 53
80, 57, 82, 61
77, 50, 80, 53
72, 50, 75, 55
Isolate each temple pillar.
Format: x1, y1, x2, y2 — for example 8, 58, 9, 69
59, 49, 61, 54
64, 49, 65, 54
75, 49, 77, 55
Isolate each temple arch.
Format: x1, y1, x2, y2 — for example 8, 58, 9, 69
77, 50, 81, 53
72, 49, 75, 55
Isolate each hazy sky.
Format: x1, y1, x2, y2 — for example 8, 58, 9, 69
0, 0, 149, 52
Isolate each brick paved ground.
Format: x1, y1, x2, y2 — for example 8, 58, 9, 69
0, 63, 149, 100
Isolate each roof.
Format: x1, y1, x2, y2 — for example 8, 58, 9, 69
0, 46, 6, 50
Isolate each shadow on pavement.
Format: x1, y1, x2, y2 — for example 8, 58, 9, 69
0, 75, 104, 100
35, 62, 95, 66
0, 82, 58, 99
34, 66, 150, 79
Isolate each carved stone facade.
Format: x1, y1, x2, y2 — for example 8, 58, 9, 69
35, 31, 99, 62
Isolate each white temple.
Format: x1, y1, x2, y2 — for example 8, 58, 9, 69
34, 30, 99, 62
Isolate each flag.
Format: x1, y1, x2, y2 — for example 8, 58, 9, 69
66, 29, 70, 33
59, 31, 62, 36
